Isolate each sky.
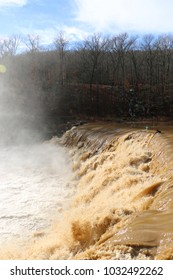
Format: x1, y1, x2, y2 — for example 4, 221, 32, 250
0, 0, 173, 46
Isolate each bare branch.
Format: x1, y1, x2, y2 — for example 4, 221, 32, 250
24, 34, 41, 53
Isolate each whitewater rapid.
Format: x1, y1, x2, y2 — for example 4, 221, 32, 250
1, 122, 173, 260
0, 140, 73, 245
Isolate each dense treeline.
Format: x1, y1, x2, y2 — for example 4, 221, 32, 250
1, 32, 173, 121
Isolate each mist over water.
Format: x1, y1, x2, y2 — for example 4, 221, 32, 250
0, 74, 74, 246
0, 77, 43, 146
0, 142, 73, 245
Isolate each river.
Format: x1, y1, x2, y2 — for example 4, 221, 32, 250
1, 121, 173, 260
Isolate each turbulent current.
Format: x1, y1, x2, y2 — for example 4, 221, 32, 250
0, 140, 74, 246
1, 122, 173, 260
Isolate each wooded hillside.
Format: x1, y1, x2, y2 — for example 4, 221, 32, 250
1, 32, 173, 121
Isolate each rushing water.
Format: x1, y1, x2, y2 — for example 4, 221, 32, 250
0, 140, 73, 246
1, 121, 173, 260
60, 122, 173, 260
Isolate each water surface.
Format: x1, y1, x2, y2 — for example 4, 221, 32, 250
0, 140, 73, 245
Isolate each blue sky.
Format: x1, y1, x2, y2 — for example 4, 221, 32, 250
0, 0, 173, 45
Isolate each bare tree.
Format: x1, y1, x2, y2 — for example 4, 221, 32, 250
155, 34, 173, 93
140, 34, 157, 90
24, 34, 41, 53
0, 34, 21, 57
109, 33, 137, 87
21, 34, 42, 84
80, 33, 109, 90
77, 33, 109, 115
54, 31, 69, 85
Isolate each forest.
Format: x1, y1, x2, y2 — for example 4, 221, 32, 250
1, 31, 173, 132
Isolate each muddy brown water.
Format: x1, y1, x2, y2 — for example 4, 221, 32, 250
1, 121, 173, 259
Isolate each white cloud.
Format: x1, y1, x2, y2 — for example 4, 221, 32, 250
74, 0, 173, 33
0, 0, 27, 7
19, 25, 90, 48
62, 26, 89, 41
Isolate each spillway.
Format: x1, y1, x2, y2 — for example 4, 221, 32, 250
1, 122, 173, 260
